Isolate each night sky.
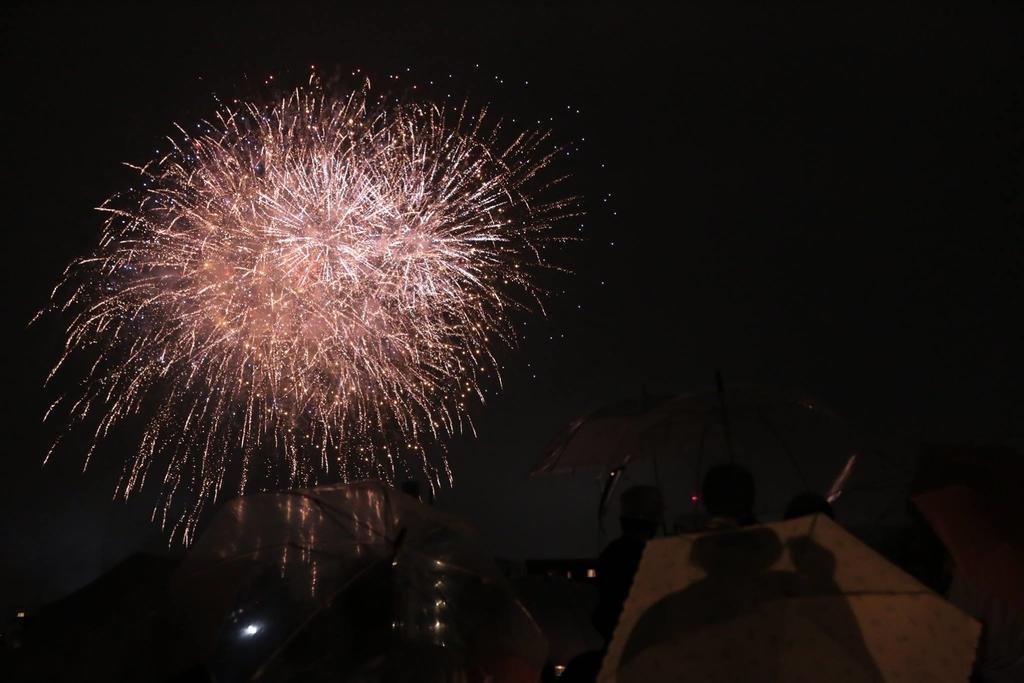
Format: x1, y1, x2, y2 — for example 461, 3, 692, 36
2, 3, 1023, 612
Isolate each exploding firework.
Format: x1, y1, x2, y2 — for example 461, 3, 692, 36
43, 79, 575, 541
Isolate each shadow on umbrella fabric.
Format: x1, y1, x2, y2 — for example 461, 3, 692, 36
618, 527, 884, 682
600, 515, 980, 683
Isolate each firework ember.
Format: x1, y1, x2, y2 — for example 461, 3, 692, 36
43, 80, 575, 540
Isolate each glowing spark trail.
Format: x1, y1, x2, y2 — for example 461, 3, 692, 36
43, 80, 575, 541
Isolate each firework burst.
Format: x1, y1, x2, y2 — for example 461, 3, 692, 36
43, 79, 575, 541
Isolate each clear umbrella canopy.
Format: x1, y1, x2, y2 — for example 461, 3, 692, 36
172, 480, 546, 682
534, 385, 905, 525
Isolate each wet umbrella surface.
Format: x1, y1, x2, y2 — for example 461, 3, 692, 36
172, 480, 546, 682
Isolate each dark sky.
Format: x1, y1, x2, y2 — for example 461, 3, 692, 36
2, 2, 1022, 610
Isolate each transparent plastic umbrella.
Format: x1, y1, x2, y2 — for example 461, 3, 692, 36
533, 383, 900, 525
171, 480, 546, 682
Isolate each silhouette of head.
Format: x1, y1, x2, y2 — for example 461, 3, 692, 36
701, 463, 755, 521
783, 491, 835, 520
619, 485, 662, 539
398, 479, 421, 501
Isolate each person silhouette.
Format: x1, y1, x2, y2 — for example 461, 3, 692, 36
561, 486, 661, 683
398, 479, 433, 505
700, 462, 758, 530
591, 485, 663, 643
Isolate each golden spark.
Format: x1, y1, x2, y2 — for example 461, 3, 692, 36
42, 80, 576, 541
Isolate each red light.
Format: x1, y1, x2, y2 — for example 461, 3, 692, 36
690, 495, 699, 502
